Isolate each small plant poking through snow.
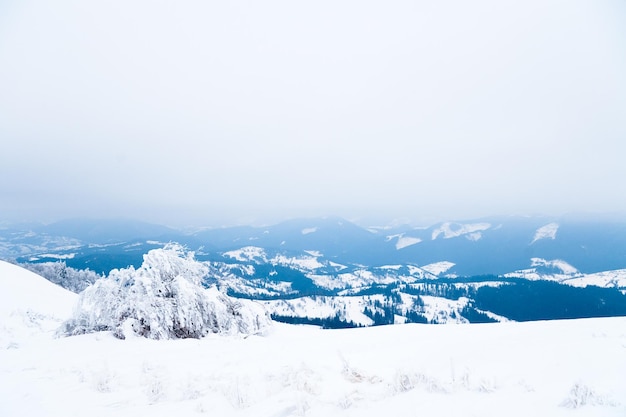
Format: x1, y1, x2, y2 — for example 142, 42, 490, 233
560, 383, 617, 408
60, 243, 271, 339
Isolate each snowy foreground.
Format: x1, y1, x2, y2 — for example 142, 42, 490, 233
1, 263, 626, 416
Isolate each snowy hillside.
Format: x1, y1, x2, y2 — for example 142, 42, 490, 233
0, 260, 76, 317
0, 260, 77, 348
531, 222, 559, 244
563, 269, 626, 289
263, 293, 507, 326
505, 258, 626, 289
431, 222, 491, 240
504, 258, 581, 282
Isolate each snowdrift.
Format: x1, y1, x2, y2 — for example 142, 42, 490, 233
61, 244, 272, 339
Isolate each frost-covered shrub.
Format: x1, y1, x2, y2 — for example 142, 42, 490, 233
19, 261, 101, 293
559, 383, 616, 408
61, 244, 272, 339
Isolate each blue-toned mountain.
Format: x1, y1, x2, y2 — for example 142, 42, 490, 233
2, 215, 626, 277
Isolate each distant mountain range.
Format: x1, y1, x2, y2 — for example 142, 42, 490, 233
2, 215, 626, 327
2, 215, 626, 276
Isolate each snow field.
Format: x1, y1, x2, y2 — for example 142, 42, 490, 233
2, 319, 625, 417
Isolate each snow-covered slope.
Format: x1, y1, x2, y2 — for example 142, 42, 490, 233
386, 233, 422, 250
421, 261, 456, 276
263, 292, 508, 326
502, 258, 626, 289
264, 296, 376, 326
505, 258, 581, 282
431, 222, 491, 240
531, 222, 559, 244
0, 260, 76, 317
0, 260, 77, 347
223, 246, 268, 263
563, 269, 626, 289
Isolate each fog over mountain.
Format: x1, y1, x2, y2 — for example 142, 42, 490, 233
1, 0, 625, 227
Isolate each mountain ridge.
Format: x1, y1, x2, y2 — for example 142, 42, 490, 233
4, 214, 626, 276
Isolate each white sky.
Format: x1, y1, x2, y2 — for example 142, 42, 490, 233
1, 0, 625, 227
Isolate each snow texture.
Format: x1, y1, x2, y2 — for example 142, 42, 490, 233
2, 317, 625, 416
61, 244, 271, 340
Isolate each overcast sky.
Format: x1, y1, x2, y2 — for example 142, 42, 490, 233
1, 0, 625, 227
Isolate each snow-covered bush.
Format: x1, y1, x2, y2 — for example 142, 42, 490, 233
559, 382, 616, 408
19, 261, 101, 293
60, 244, 272, 339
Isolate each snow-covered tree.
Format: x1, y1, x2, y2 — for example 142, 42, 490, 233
60, 244, 272, 339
